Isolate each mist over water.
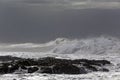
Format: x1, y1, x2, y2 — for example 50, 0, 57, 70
0, 36, 120, 56
1, 1, 120, 80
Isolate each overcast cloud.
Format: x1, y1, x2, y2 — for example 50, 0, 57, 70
0, 0, 120, 43
1, 0, 120, 9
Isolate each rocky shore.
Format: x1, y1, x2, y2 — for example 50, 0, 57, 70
0, 56, 112, 74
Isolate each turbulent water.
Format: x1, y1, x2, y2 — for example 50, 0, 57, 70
1, 36, 120, 80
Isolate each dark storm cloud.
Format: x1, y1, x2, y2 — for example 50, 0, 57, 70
0, 0, 120, 43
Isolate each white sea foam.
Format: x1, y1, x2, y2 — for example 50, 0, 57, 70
52, 36, 120, 55
0, 36, 119, 65
1, 36, 120, 80
1, 72, 120, 80
0, 36, 120, 59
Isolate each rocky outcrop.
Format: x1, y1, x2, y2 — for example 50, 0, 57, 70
52, 63, 81, 74
0, 56, 112, 74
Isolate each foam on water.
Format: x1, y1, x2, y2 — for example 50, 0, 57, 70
0, 36, 120, 59
1, 72, 120, 80
1, 36, 120, 80
52, 36, 120, 55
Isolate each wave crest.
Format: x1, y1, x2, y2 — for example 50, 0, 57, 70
52, 36, 120, 55
0, 36, 120, 56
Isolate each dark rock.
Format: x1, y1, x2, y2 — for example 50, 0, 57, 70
83, 63, 98, 71
0, 56, 22, 62
38, 57, 57, 66
96, 60, 111, 65
0, 63, 9, 74
28, 66, 39, 73
100, 68, 109, 72
8, 64, 19, 73
41, 67, 53, 74
53, 63, 80, 74
21, 66, 27, 70
79, 67, 87, 74
16, 59, 38, 66
0, 63, 19, 73
0, 56, 112, 74
74, 59, 111, 66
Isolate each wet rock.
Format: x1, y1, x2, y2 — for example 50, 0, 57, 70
16, 59, 38, 66
83, 63, 98, 71
28, 66, 39, 73
0, 56, 112, 74
21, 66, 27, 70
99, 68, 109, 72
8, 64, 19, 73
38, 57, 57, 66
0, 56, 22, 62
0, 63, 9, 74
73, 59, 111, 66
41, 67, 53, 74
53, 63, 80, 74
96, 60, 111, 65
79, 67, 87, 74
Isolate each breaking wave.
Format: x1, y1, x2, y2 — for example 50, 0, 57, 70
52, 36, 120, 55
0, 36, 120, 59
0, 36, 120, 80
0, 36, 120, 54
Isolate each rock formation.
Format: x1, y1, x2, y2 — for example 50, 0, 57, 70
0, 56, 111, 74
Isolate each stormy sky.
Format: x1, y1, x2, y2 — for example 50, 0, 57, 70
0, 0, 120, 43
